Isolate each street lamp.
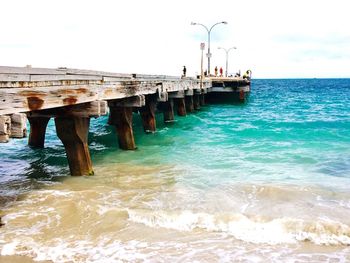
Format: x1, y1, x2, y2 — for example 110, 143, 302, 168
191, 21, 228, 75
218, 46, 237, 77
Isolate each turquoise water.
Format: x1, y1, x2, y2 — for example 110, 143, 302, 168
98, 78, 350, 190
1, 79, 350, 262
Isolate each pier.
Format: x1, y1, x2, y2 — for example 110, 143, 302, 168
0, 66, 250, 176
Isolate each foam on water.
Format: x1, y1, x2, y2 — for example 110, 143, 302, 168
128, 209, 350, 245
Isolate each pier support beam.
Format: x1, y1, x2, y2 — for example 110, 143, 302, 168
10, 113, 27, 138
28, 117, 50, 148
175, 98, 186, 116
185, 89, 194, 113
108, 96, 145, 150
239, 90, 245, 102
185, 96, 194, 113
193, 94, 201, 110
109, 106, 136, 150
55, 117, 93, 176
0, 116, 11, 143
200, 93, 205, 106
160, 99, 175, 123
27, 101, 107, 148
139, 97, 157, 133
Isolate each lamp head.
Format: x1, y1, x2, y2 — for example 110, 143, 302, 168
222, 21, 228, 24
191, 22, 197, 25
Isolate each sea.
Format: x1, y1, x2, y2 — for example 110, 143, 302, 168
0, 78, 350, 262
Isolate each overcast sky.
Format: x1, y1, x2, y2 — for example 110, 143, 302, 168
1, 0, 349, 78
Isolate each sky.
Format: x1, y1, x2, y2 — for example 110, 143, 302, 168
0, 0, 349, 78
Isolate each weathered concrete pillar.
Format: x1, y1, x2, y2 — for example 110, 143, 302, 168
193, 94, 201, 110
139, 99, 157, 133
0, 116, 11, 143
28, 117, 50, 148
200, 93, 205, 106
10, 113, 27, 138
239, 90, 245, 102
109, 106, 136, 150
55, 117, 93, 176
185, 96, 194, 113
160, 99, 175, 123
175, 98, 186, 116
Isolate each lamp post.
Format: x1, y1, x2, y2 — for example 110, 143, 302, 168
218, 46, 237, 77
191, 21, 227, 75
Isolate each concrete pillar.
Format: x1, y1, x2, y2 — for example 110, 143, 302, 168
193, 94, 201, 110
0, 116, 11, 143
140, 99, 156, 133
200, 93, 205, 106
161, 99, 175, 123
109, 106, 136, 150
185, 96, 194, 113
239, 90, 245, 102
10, 113, 27, 138
28, 117, 50, 148
175, 98, 186, 116
55, 117, 93, 176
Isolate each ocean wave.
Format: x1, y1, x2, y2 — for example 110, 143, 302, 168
127, 209, 350, 245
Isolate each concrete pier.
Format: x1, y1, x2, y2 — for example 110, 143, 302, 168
0, 66, 250, 176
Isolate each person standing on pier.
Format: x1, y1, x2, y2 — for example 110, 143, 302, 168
183, 66, 187, 78
214, 66, 218, 77
219, 67, 223, 77
243, 70, 251, 80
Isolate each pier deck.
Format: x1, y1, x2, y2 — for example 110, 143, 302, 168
0, 66, 250, 176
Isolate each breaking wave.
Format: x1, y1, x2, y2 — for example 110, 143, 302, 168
128, 209, 350, 245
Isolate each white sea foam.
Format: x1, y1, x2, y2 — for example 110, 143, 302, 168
0, 238, 160, 263
127, 209, 350, 245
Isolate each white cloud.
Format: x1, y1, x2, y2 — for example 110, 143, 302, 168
0, 0, 349, 78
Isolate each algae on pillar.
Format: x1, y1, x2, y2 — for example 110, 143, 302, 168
55, 117, 93, 176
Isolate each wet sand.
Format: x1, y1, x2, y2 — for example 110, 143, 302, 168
0, 255, 51, 263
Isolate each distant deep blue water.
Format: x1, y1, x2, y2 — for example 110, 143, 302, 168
1, 79, 350, 262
